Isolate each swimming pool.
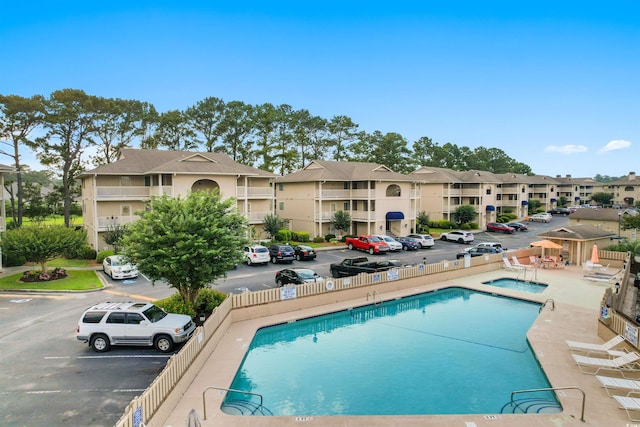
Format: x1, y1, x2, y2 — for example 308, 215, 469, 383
482, 278, 548, 293
223, 287, 558, 416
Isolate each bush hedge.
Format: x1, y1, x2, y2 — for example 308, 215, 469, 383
96, 249, 115, 264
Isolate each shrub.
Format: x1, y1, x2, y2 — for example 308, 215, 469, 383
155, 293, 196, 318
469, 223, 478, 230
3, 252, 26, 267
294, 231, 310, 242
460, 223, 471, 230
195, 288, 227, 313
429, 220, 456, 229
96, 249, 115, 264
313, 236, 325, 243
341, 234, 355, 242
275, 229, 292, 242
324, 233, 336, 242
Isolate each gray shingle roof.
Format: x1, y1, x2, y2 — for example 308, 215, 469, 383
570, 208, 634, 221
537, 224, 615, 241
79, 149, 276, 178
276, 160, 418, 182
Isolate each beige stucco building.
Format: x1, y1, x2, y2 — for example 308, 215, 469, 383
275, 160, 421, 237
605, 171, 640, 208
79, 149, 276, 250
569, 207, 638, 241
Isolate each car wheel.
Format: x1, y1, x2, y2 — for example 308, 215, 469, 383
276, 279, 284, 287
271, 257, 277, 264
246, 258, 252, 266
90, 334, 110, 352
296, 254, 302, 261
154, 335, 174, 353
440, 236, 447, 241
369, 248, 375, 255
402, 246, 408, 251
348, 243, 354, 250
457, 238, 464, 243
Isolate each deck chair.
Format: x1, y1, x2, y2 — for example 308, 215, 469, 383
613, 395, 640, 422
572, 351, 640, 377
511, 256, 534, 270
596, 375, 640, 397
566, 335, 626, 357
502, 256, 525, 272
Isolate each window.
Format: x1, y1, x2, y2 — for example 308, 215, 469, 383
343, 182, 350, 190
486, 188, 492, 195
162, 174, 172, 185
126, 313, 144, 325
82, 311, 107, 324
121, 205, 131, 216
279, 183, 284, 191
145, 176, 151, 186
279, 202, 285, 211
106, 312, 126, 324
330, 203, 337, 212
370, 181, 376, 189
386, 184, 401, 197
343, 202, 350, 210
625, 186, 634, 191
363, 200, 368, 211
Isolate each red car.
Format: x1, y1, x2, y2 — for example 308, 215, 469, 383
486, 222, 515, 234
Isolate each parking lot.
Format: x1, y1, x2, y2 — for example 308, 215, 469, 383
0, 217, 566, 426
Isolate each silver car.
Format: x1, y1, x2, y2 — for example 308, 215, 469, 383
103, 255, 139, 280
407, 234, 435, 248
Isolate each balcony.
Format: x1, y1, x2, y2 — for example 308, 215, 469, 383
97, 216, 138, 231
244, 211, 271, 224
96, 186, 172, 199
236, 187, 274, 199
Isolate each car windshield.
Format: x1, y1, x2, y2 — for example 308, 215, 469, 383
369, 237, 382, 242
143, 305, 168, 323
111, 257, 125, 266
255, 247, 268, 253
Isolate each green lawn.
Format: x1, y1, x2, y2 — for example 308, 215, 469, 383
0, 270, 103, 291
7, 215, 84, 227
45, 258, 96, 268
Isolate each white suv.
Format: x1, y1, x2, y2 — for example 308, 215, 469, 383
243, 244, 270, 265
440, 230, 475, 244
407, 233, 435, 248
76, 302, 196, 353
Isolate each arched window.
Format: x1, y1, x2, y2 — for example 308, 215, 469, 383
191, 179, 220, 192
386, 184, 401, 197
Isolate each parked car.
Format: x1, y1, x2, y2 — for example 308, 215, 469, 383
486, 222, 515, 234
76, 301, 196, 353
268, 244, 296, 264
406, 233, 435, 248
529, 213, 552, 223
243, 245, 270, 265
275, 268, 322, 286
464, 242, 504, 252
456, 246, 502, 259
293, 245, 317, 261
439, 230, 474, 244
548, 208, 571, 216
396, 236, 421, 251
102, 255, 138, 280
376, 235, 403, 252
506, 222, 528, 231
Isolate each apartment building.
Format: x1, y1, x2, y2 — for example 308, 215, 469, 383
554, 175, 603, 207
275, 160, 421, 238
410, 167, 502, 227
79, 149, 276, 250
606, 172, 640, 208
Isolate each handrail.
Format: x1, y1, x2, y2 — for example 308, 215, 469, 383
539, 298, 555, 312
202, 386, 264, 419
366, 290, 381, 304
511, 386, 585, 422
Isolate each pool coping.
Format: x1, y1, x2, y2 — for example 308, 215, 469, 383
156, 266, 631, 427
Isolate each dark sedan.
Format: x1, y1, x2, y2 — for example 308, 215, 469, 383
293, 245, 317, 261
486, 222, 515, 234
506, 222, 528, 231
275, 268, 322, 287
396, 236, 420, 250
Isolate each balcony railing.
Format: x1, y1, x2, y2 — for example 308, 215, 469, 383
96, 186, 173, 199
236, 187, 274, 199
244, 211, 271, 224
97, 216, 138, 230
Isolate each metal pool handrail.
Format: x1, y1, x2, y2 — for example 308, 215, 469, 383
510, 386, 585, 422
202, 386, 264, 419
539, 298, 555, 312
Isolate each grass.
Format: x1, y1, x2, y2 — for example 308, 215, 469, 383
0, 270, 103, 291
45, 258, 96, 268
7, 215, 83, 227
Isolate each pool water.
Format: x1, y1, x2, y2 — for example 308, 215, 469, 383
224, 287, 557, 416
482, 278, 548, 293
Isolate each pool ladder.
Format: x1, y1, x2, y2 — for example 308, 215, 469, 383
366, 290, 381, 305
539, 298, 555, 312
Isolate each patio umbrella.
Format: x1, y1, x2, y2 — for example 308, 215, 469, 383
591, 244, 600, 264
531, 240, 563, 250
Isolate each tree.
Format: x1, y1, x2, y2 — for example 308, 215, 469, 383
121, 191, 248, 306
327, 115, 358, 161
184, 96, 225, 151
350, 131, 412, 172
527, 199, 542, 214
330, 210, 352, 237
103, 223, 129, 252
145, 109, 197, 151
262, 214, 285, 240
0, 94, 45, 227
416, 211, 430, 233
216, 101, 255, 165
1, 226, 86, 273
622, 214, 640, 231
453, 205, 477, 224
35, 89, 98, 227
589, 192, 615, 206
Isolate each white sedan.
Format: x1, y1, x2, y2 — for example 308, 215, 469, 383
103, 255, 139, 280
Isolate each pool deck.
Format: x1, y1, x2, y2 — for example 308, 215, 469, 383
157, 265, 635, 427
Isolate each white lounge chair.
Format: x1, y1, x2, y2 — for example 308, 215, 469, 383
566, 335, 626, 357
596, 375, 640, 397
502, 256, 525, 272
572, 351, 640, 376
511, 256, 534, 270
613, 395, 640, 422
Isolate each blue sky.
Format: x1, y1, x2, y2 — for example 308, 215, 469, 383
1, 1, 638, 178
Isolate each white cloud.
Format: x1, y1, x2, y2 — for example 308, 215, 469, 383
544, 145, 588, 154
599, 139, 632, 153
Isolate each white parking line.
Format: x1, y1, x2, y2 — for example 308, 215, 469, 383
45, 354, 171, 360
